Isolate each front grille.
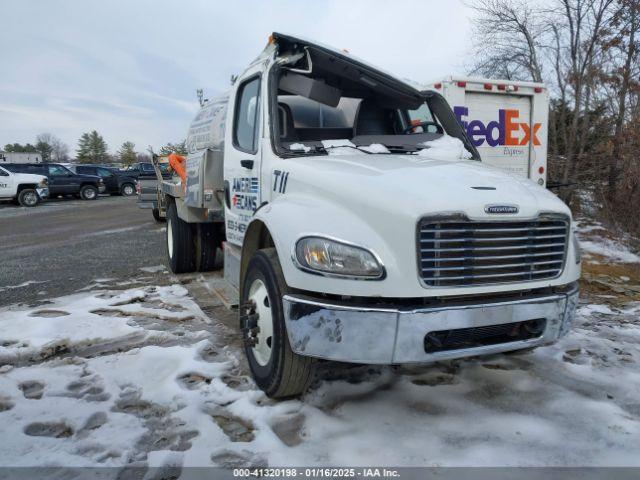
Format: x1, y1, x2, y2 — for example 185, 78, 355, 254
418, 216, 569, 287
424, 318, 546, 353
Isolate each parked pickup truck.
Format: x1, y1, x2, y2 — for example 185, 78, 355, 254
158, 33, 581, 398
0, 164, 49, 207
2, 163, 105, 200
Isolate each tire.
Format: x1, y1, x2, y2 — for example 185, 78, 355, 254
121, 183, 135, 196
195, 223, 221, 272
152, 208, 165, 223
80, 185, 98, 200
166, 202, 196, 273
17, 189, 39, 207
240, 248, 315, 398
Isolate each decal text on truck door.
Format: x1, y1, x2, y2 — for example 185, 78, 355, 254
273, 170, 290, 193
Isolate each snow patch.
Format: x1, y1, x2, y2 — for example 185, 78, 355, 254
417, 135, 473, 161
579, 239, 640, 263
288, 143, 311, 153
321, 139, 365, 155
139, 265, 168, 273
359, 143, 390, 154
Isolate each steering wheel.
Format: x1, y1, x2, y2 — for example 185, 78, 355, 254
403, 121, 443, 134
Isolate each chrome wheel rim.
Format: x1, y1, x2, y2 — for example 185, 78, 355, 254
23, 192, 37, 206
248, 278, 273, 366
167, 218, 174, 259
123, 185, 134, 195
84, 188, 96, 199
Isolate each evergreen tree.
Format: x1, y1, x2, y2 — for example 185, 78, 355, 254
35, 133, 54, 162
118, 141, 137, 166
76, 133, 91, 162
76, 130, 108, 163
4, 143, 38, 153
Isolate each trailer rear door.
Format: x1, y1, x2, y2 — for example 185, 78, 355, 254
463, 92, 533, 178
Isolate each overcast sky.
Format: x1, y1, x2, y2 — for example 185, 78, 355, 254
0, 0, 473, 155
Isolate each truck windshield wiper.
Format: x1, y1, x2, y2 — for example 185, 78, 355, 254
283, 144, 373, 155
314, 145, 372, 155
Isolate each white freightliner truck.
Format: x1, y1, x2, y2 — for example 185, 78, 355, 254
159, 33, 581, 398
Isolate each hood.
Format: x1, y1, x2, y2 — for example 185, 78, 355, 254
284, 154, 570, 221
12, 172, 47, 183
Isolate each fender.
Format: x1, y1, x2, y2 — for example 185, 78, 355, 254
248, 192, 401, 298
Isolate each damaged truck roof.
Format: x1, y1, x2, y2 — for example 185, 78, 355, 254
271, 32, 425, 110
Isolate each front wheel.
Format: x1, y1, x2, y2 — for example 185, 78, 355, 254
80, 185, 98, 200
17, 189, 39, 207
241, 248, 315, 398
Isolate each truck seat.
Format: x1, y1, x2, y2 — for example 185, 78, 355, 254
278, 102, 299, 142
353, 99, 396, 136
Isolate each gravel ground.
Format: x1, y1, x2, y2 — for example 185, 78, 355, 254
0, 196, 168, 306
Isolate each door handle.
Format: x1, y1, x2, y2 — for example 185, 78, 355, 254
240, 159, 254, 170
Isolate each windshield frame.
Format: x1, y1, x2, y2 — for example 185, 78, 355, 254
269, 62, 479, 160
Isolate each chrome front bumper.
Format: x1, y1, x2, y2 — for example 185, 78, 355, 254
283, 286, 579, 364
36, 187, 49, 199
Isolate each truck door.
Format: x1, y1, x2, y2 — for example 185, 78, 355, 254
0, 167, 14, 199
47, 164, 74, 194
462, 92, 533, 178
224, 71, 263, 246
96, 167, 118, 192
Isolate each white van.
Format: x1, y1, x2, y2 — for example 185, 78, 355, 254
425, 77, 549, 186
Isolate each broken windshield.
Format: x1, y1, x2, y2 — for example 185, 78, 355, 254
271, 47, 478, 160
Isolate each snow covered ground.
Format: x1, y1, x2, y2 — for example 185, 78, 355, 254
1, 269, 639, 473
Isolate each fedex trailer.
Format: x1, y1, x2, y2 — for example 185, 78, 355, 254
425, 77, 549, 187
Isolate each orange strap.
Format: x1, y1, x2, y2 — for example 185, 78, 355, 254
168, 153, 186, 184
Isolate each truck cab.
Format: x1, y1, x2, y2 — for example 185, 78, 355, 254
0, 165, 49, 207
161, 33, 580, 398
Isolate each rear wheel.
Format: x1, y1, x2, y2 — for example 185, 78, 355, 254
17, 189, 39, 207
80, 185, 98, 200
121, 183, 135, 196
195, 223, 221, 271
166, 202, 196, 273
240, 248, 315, 398
152, 208, 165, 223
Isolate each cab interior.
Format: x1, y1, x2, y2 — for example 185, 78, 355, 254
270, 34, 476, 157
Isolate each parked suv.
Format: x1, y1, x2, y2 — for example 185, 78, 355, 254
0, 165, 49, 207
2, 163, 105, 200
69, 165, 137, 196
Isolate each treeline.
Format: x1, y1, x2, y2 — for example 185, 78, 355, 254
3, 131, 188, 166
470, 0, 640, 237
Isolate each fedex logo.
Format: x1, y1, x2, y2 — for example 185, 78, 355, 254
454, 106, 541, 148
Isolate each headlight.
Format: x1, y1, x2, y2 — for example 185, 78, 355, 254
572, 233, 581, 264
294, 236, 384, 279
39, 178, 48, 186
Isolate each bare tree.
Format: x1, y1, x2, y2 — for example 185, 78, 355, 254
50, 137, 70, 162
607, 0, 640, 191
468, 0, 546, 82
554, 0, 615, 195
